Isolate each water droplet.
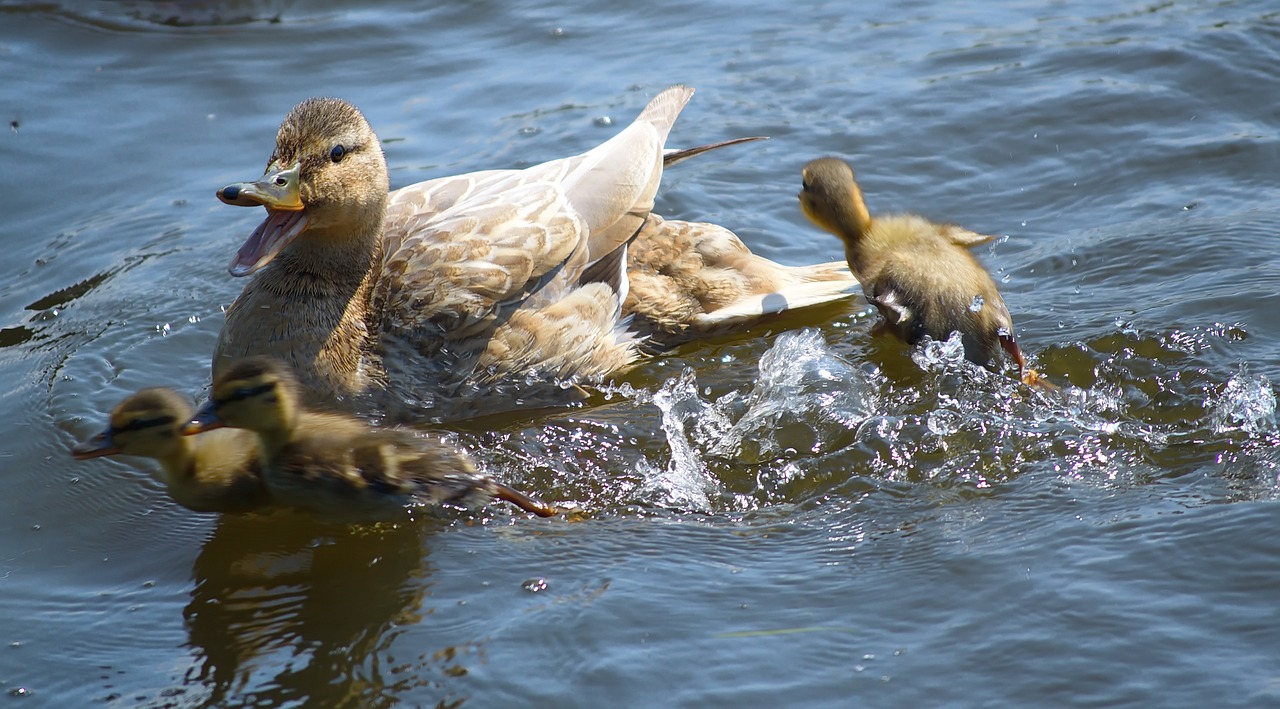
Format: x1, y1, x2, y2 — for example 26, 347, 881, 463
9, 687, 32, 697
593, 116, 613, 127
521, 578, 549, 593
968, 294, 984, 313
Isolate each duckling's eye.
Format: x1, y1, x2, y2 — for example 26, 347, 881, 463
801, 178, 811, 192
219, 381, 277, 405
112, 414, 177, 435
329, 144, 347, 163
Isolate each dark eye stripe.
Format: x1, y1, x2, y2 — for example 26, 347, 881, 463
216, 381, 276, 406
110, 414, 177, 435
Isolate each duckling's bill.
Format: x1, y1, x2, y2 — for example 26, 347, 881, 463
217, 162, 308, 277
70, 430, 121, 459
182, 404, 225, 435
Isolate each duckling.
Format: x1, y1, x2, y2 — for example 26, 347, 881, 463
213, 86, 857, 422
183, 357, 556, 520
71, 388, 270, 513
798, 157, 1043, 385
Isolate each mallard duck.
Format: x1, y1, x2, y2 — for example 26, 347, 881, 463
71, 388, 270, 513
183, 356, 557, 520
798, 157, 1044, 385
213, 86, 857, 421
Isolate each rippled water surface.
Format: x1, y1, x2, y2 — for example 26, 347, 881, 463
4, 0, 1280, 705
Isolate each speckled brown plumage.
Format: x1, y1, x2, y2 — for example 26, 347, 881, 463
625, 213, 858, 351
213, 88, 860, 423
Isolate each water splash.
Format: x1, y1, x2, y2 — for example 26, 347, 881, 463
636, 368, 720, 510
707, 329, 874, 462
625, 330, 876, 508
1207, 365, 1276, 436
910, 331, 968, 373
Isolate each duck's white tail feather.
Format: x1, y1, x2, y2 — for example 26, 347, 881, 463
692, 272, 860, 328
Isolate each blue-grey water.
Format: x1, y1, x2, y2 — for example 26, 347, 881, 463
4, 1, 1280, 706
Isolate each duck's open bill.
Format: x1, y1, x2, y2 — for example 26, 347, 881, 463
217, 162, 308, 277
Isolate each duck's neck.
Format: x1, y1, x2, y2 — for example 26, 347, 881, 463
253, 401, 300, 463
218, 215, 386, 408
154, 439, 196, 485
269, 220, 382, 296
830, 187, 874, 275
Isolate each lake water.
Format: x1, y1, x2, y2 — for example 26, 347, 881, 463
4, 0, 1280, 706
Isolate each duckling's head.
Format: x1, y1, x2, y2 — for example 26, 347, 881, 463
217, 98, 389, 277
185, 357, 302, 438
72, 388, 193, 462
798, 157, 872, 243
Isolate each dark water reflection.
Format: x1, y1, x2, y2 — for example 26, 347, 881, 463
178, 515, 456, 707
5, 0, 1280, 705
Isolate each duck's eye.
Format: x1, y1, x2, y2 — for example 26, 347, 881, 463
330, 144, 347, 163
801, 178, 811, 192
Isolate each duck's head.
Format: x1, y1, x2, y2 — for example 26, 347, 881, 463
798, 157, 872, 242
184, 356, 301, 437
217, 98, 389, 277
72, 388, 193, 461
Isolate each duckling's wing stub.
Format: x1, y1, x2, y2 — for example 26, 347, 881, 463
865, 281, 919, 335
939, 224, 1000, 249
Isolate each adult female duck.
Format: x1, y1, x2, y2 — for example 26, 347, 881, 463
214, 86, 856, 421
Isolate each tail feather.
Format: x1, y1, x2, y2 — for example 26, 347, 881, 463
663, 136, 768, 167
691, 269, 860, 328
